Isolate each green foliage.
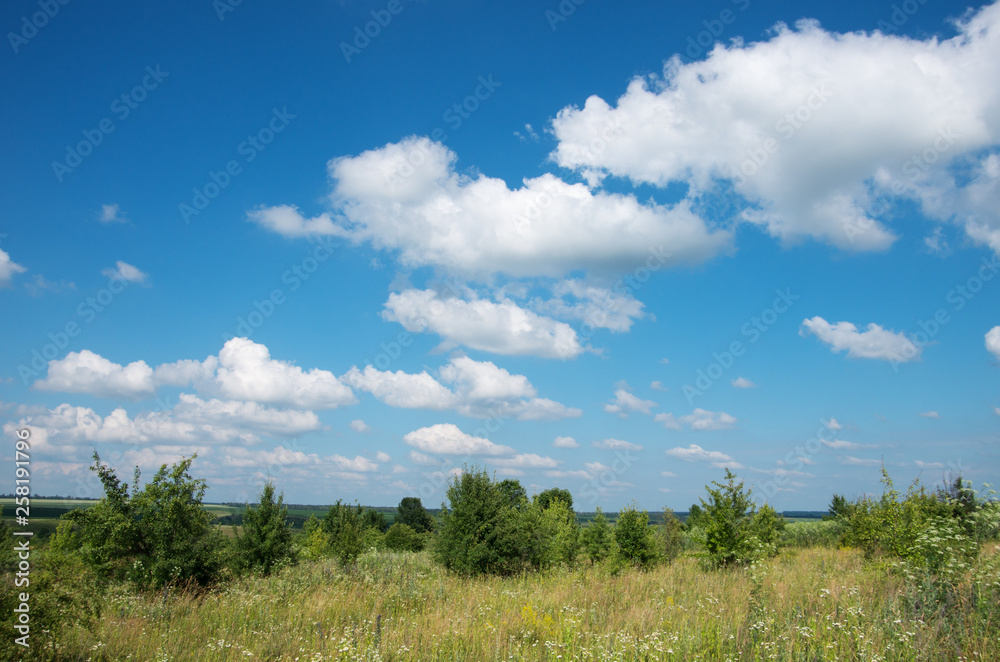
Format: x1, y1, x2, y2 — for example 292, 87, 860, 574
383, 522, 427, 552
658, 508, 684, 563
322, 501, 365, 566
581, 506, 614, 563
780, 519, 845, 547
234, 482, 296, 576
434, 468, 540, 576
534, 487, 574, 515
397, 496, 435, 533
685, 503, 706, 530
362, 507, 389, 533
613, 502, 658, 570
824, 494, 855, 521
841, 467, 933, 560
67, 453, 228, 589
534, 497, 580, 568
697, 469, 782, 568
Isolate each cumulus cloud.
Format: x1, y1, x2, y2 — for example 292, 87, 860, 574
101, 260, 148, 284
382, 289, 585, 359
553, 436, 579, 448
403, 423, 515, 456
250, 137, 731, 279
492, 453, 559, 469
350, 419, 371, 433
34, 350, 157, 399
665, 444, 738, 467
821, 439, 870, 450
344, 356, 580, 421
550, 4, 1000, 253
603, 387, 657, 417
99, 203, 128, 224
987, 326, 1000, 359
801, 316, 920, 362
656, 408, 737, 430
0, 249, 26, 287
533, 279, 648, 332
843, 456, 881, 466
591, 438, 643, 451
731, 377, 756, 389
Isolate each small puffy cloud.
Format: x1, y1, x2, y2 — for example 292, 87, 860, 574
403, 423, 515, 456
0, 249, 27, 287
731, 377, 756, 389
665, 444, 736, 467
553, 436, 579, 448
658, 408, 737, 431
591, 438, 642, 451
918, 411, 941, 419
101, 260, 148, 285
801, 317, 919, 362
350, 419, 371, 433
824, 417, 842, 431
603, 387, 657, 417
986, 326, 1000, 360
375, 450, 391, 462
246, 204, 339, 237
383, 289, 584, 359
650, 380, 666, 391
99, 204, 128, 224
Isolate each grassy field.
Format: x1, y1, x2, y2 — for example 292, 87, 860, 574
33, 539, 1000, 661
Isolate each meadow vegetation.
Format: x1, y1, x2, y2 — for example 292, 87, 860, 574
1, 455, 998, 661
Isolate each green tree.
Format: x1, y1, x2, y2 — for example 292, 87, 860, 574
67, 452, 228, 589
323, 500, 365, 566
581, 507, 614, 563
613, 502, 659, 570
824, 494, 855, 521
234, 482, 296, 576
383, 522, 426, 552
534, 497, 580, 567
534, 488, 574, 513
361, 507, 389, 533
697, 469, 781, 568
397, 496, 435, 533
658, 508, 684, 563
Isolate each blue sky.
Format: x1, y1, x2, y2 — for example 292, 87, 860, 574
2, 0, 999, 511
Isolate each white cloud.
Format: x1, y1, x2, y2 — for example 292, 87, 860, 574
661, 471, 678, 477
250, 137, 731, 279
403, 423, 515, 456
550, 4, 1000, 253
344, 356, 580, 421
843, 456, 881, 466
915, 460, 946, 470
553, 436, 579, 448
533, 279, 647, 332
35, 350, 156, 399
375, 450, 391, 462
101, 260, 148, 284
918, 411, 941, 419
731, 377, 756, 389
994, 407, 1000, 417
986, 326, 1000, 359
99, 203, 128, 224
801, 317, 920, 362
350, 419, 371, 433
170, 393, 321, 437
24, 274, 75, 296
822, 439, 867, 450
825, 417, 842, 431
650, 380, 666, 391
657, 408, 737, 431
214, 338, 356, 409
383, 289, 584, 359
492, 453, 559, 469
0, 249, 26, 287
408, 450, 442, 466
665, 444, 736, 465
603, 387, 656, 417
591, 438, 643, 451
924, 227, 950, 256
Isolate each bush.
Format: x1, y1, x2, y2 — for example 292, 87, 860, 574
535, 497, 580, 568
780, 519, 844, 547
434, 468, 539, 576
234, 482, 296, 576
383, 522, 426, 552
581, 507, 614, 563
323, 501, 366, 566
697, 469, 782, 568
613, 502, 658, 570
842, 468, 933, 560
66, 453, 228, 589
397, 497, 435, 533
658, 508, 684, 563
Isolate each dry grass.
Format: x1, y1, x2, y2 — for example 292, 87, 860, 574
47, 544, 1000, 661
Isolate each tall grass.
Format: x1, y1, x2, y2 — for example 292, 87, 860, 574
29, 542, 1000, 661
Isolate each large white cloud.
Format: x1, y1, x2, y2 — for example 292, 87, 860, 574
249, 137, 732, 279
801, 316, 920, 362
382, 289, 585, 359
403, 423, 515, 456
986, 325, 1000, 359
34, 350, 157, 399
343, 356, 580, 421
550, 3, 1000, 252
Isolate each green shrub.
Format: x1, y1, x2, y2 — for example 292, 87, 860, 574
613, 502, 658, 570
234, 482, 296, 576
323, 501, 366, 566
842, 468, 933, 560
581, 507, 614, 563
383, 523, 426, 552
697, 469, 782, 568
397, 497, 436, 533
658, 508, 684, 563
535, 498, 580, 568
